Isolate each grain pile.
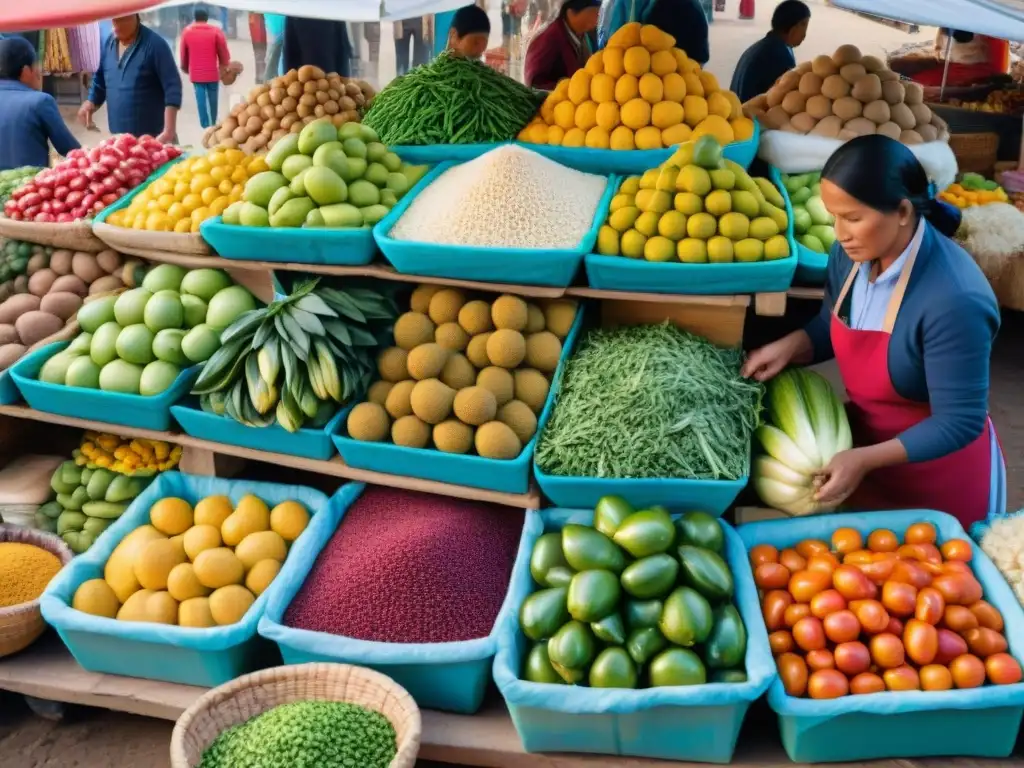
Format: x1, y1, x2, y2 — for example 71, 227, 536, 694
389, 145, 608, 249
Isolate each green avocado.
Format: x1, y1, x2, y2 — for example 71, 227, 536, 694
519, 587, 570, 641
624, 598, 663, 629
567, 570, 621, 623
704, 603, 747, 670
621, 554, 679, 600
677, 545, 734, 601
589, 647, 638, 689
674, 510, 724, 553
660, 586, 713, 647
530, 532, 573, 588
649, 648, 706, 687
626, 626, 667, 665
562, 524, 626, 573
710, 668, 748, 683
593, 495, 634, 538
547, 620, 596, 678
523, 642, 565, 684
591, 612, 626, 644
613, 508, 676, 558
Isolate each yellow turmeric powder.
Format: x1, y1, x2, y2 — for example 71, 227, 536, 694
0, 543, 62, 608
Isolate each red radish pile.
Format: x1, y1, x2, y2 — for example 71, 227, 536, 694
2, 134, 182, 223
285, 486, 524, 644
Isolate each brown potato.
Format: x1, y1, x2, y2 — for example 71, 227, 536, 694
342, 109, 360, 123
0, 294, 40, 324
328, 88, 341, 101
339, 96, 357, 111
269, 87, 285, 105
299, 93, 317, 107
256, 92, 271, 107
345, 82, 361, 96
296, 103, 313, 118
316, 78, 329, 91
281, 96, 298, 112
313, 104, 326, 118
245, 116, 263, 133
297, 64, 316, 82
0, 344, 26, 370
283, 69, 298, 84
260, 105, 276, 121
71, 252, 104, 283
324, 100, 340, 115
331, 114, 347, 127
303, 81, 318, 94
232, 126, 250, 143
0, 325, 19, 346
15, 311, 63, 346
290, 122, 303, 134
27, 269, 56, 296
48, 250, 73, 275
222, 117, 239, 132
315, 91, 329, 105
40, 292, 83, 320
263, 117, 281, 132
230, 102, 246, 118
286, 82, 303, 98
51, 275, 87, 296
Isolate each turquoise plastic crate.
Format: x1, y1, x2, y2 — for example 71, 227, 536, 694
737, 509, 1024, 763
40, 472, 329, 687
770, 167, 829, 285
519, 121, 761, 174
493, 508, 774, 762
373, 162, 615, 287
393, 143, 505, 165
171, 398, 350, 461
10, 342, 198, 431
0, 370, 19, 405
200, 216, 378, 265
259, 483, 526, 714
332, 306, 583, 494
92, 157, 185, 226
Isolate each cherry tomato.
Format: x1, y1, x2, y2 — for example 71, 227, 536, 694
943, 605, 980, 633
749, 544, 779, 567
779, 548, 807, 573
832, 527, 864, 555
949, 653, 986, 689
919, 664, 954, 691
784, 602, 811, 628
769, 630, 794, 656
856, 559, 896, 585
823, 609, 861, 644
807, 553, 840, 575
833, 565, 876, 601
808, 669, 849, 699
915, 587, 945, 625
934, 628, 970, 666
810, 589, 847, 619
867, 529, 899, 553
940, 539, 974, 562
985, 653, 1024, 685
755, 562, 791, 591
881, 581, 918, 617
869, 632, 905, 669
897, 544, 929, 562
885, 616, 905, 637
793, 616, 827, 652
796, 539, 830, 558
942, 560, 973, 576
843, 550, 875, 565
762, 590, 794, 632
834, 641, 871, 676
932, 574, 983, 606
806, 648, 836, 671
963, 627, 1008, 658
777, 652, 809, 697
905, 522, 938, 545
969, 600, 1005, 632
903, 619, 939, 666
916, 543, 943, 564
884, 665, 921, 691
890, 560, 933, 590
789, 569, 832, 603
852, 599, 890, 634
849, 672, 886, 695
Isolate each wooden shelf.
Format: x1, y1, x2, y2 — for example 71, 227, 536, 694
787, 286, 825, 301
0, 405, 540, 509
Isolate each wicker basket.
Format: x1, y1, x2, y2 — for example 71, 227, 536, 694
948, 132, 1000, 174
0, 524, 73, 658
169, 663, 422, 768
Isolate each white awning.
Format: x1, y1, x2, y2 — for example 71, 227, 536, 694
829, 0, 1024, 41
153, 0, 469, 23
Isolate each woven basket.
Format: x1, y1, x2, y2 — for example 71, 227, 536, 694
92, 221, 213, 257
948, 132, 1000, 174
169, 663, 422, 768
0, 524, 73, 658
0, 217, 105, 252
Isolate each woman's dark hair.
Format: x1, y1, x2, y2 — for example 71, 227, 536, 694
452, 4, 490, 36
821, 134, 961, 238
771, 0, 810, 33
559, 0, 600, 19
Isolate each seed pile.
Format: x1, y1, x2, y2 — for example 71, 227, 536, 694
199, 700, 397, 768
389, 145, 608, 249
362, 53, 545, 145
285, 486, 524, 643
0, 542, 62, 608
535, 323, 763, 480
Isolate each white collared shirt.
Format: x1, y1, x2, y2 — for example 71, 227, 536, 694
850, 219, 924, 331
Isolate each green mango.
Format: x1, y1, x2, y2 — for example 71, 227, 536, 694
81, 468, 94, 485
551, 660, 586, 684
589, 647, 638, 689
626, 627, 667, 665
710, 669, 748, 683
530, 532, 573, 588
624, 598, 663, 629
105, 474, 141, 503
567, 570, 620, 623
621, 554, 679, 599
523, 643, 565, 684
50, 464, 79, 495
660, 587, 713, 647
594, 495, 634, 538
613, 508, 676, 558
675, 510, 724, 553
37, 500, 63, 520
591, 612, 626, 644
547, 620, 596, 673
677, 545, 734, 601
519, 587, 570, 641
704, 603, 747, 670
86, 468, 114, 501
561, 524, 626, 573
56, 510, 86, 536
649, 648, 706, 687
60, 460, 82, 488
82, 500, 128, 519
83, 516, 113, 536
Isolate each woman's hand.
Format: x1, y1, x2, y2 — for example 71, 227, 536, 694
814, 448, 874, 506
742, 332, 812, 382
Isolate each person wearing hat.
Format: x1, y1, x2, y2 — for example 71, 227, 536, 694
524, 0, 601, 90
729, 0, 810, 102
0, 36, 80, 171
447, 5, 492, 61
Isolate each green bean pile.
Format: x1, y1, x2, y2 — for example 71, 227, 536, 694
535, 323, 764, 481
362, 53, 545, 145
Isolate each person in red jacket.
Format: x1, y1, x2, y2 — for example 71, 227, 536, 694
179, 8, 229, 129
524, 0, 601, 90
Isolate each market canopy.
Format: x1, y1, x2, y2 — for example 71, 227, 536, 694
829, 0, 1024, 42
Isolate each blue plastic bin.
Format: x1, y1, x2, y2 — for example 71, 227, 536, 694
493, 508, 774, 762
172, 399, 350, 461
93, 157, 184, 226
200, 216, 378, 265
0, 370, 20, 405
373, 162, 615, 287
393, 143, 506, 165
259, 483, 528, 714
771, 167, 828, 285
40, 472, 330, 687
738, 509, 1024, 764
332, 306, 583, 494
11, 342, 198, 431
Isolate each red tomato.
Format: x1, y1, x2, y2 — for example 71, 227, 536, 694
963, 627, 1009, 658
985, 653, 1024, 685
762, 590, 794, 632
806, 648, 836, 671
834, 641, 871, 676
897, 544, 928, 562
903, 619, 939, 666
808, 669, 850, 699
796, 539, 830, 558
856, 559, 896, 585
969, 600, 1005, 632
793, 616, 827, 652
810, 589, 847, 619
769, 630, 794, 655
823, 609, 861, 644
779, 548, 807, 573
916, 543, 943, 564
807, 553, 840, 575
884, 665, 921, 691
905, 522, 938, 545
942, 560, 974, 576
852, 599, 890, 634
869, 633, 905, 669
932, 574, 983, 606
934, 628, 970, 666
940, 539, 974, 562
833, 565, 876, 601
755, 563, 791, 591
784, 602, 811, 628
832, 527, 864, 555
950, 654, 986, 689
915, 587, 945, 625
867, 529, 899, 553
750, 544, 778, 567
943, 605, 979, 633
890, 560, 933, 590
789, 569, 832, 603
844, 550, 875, 565
777, 652, 809, 697
849, 672, 886, 695
881, 581, 918, 617
919, 664, 954, 691
885, 616, 905, 637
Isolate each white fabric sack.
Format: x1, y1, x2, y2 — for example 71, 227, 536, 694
757, 130, 959, 190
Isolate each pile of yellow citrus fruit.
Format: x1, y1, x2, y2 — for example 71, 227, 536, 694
518, 23, 755, 151
74, 431, 182, 474
106, 149, 269, 234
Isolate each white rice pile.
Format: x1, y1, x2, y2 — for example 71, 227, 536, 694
390, 145, 608, 249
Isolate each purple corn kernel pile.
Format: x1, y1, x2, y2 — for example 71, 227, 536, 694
284, 485, 525, 643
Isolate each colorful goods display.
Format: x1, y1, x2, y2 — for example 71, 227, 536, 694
198, 700, 397, 768
519, 498, 745, 687
943, 89, 1024, 115
978, 516, 1024, 606
519, 23, 753, 150
745, 45, 949, 144
346, 286, 576, 459
193, 278, 397, 431
0, 540, 62, 607
753, 521, 1023, 698
71, 492, 310, 626
74, 431, 181, 474
220, 120, 427, 230
0, 167, 43, 207
595, 137, 790, 263
781, 172, 836, 254
362, 52, 545, 146
202, 66, 375, 153
752, 368, 851, 516
2, 135, 182, 223
285, 486, 523, 643
535, 323, 761, 481
940, 174, 1010, 209
36, 265, 256, 396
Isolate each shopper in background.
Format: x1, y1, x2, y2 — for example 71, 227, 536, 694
729, 0, 810, 102
283, 16, 352, 77
502, 0, 527, 48
180, 7, 229, 129
524, 0, 601, 90
0, 36, 80, 170
598, 0, 709, 65
447, 5, 492, 60
264, 13, 286, 82
395, 16, 432, 76
249, 13, 267, 83
78, 14, 181, 141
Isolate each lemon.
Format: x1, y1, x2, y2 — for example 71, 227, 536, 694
657, 210, 687, 240
221, 494, 270, 547
189, 174, 215, 193
234, 530, 287, 571
749, 216, 780, 239
609, 193, 635, 212
704, 189, 732, 217
167, 563, 210, 601
638, 169, 659, 190
72, 579, 120, 618
718, 212, 750, 240
609, 206, 640, 232
674, 192, 704, 216
765, 234, 791, 260
614, 74, 639, 105
183, 524, 222, 561
636, 189, 671, 214
707, 236, 734, 263
635, 126, 663, 150
620, 229, 647, 259
677, 166, 711, 196
619, 177, 641, 195
179, 597, 216, 628
194, 495, 233, 528
730, 190, 760, 218
677, 238, 709, 263
134, 538, 187, 591
686, 212, 717, 239
193, 547, 245, 589
634, 211, 661, 237
734, 238, 765, 262
644, 236, 675, 262
245, 560, 281, 597
209, 585, 255, 626
596, 225, 620, 256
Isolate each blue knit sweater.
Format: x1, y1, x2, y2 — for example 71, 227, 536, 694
804, 222, 1000, 463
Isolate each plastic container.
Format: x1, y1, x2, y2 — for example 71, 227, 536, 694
737, 509, 1024, 764
0, 370, 20, 406
11, 342, 198, 431
393, 143, 505, 165
771, 167, 829, 285
518, 122, 761, 174
493, 507, 773, 762
332, 306, 583, 494
200, 216, 378, 265
373, 162, 615, 287
258, 483, 527, 714
172, 399, 350, 461
40, 472, 329, 687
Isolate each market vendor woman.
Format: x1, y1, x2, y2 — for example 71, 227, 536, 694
524, 0, 601, 90
743, 135, 1003, 527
